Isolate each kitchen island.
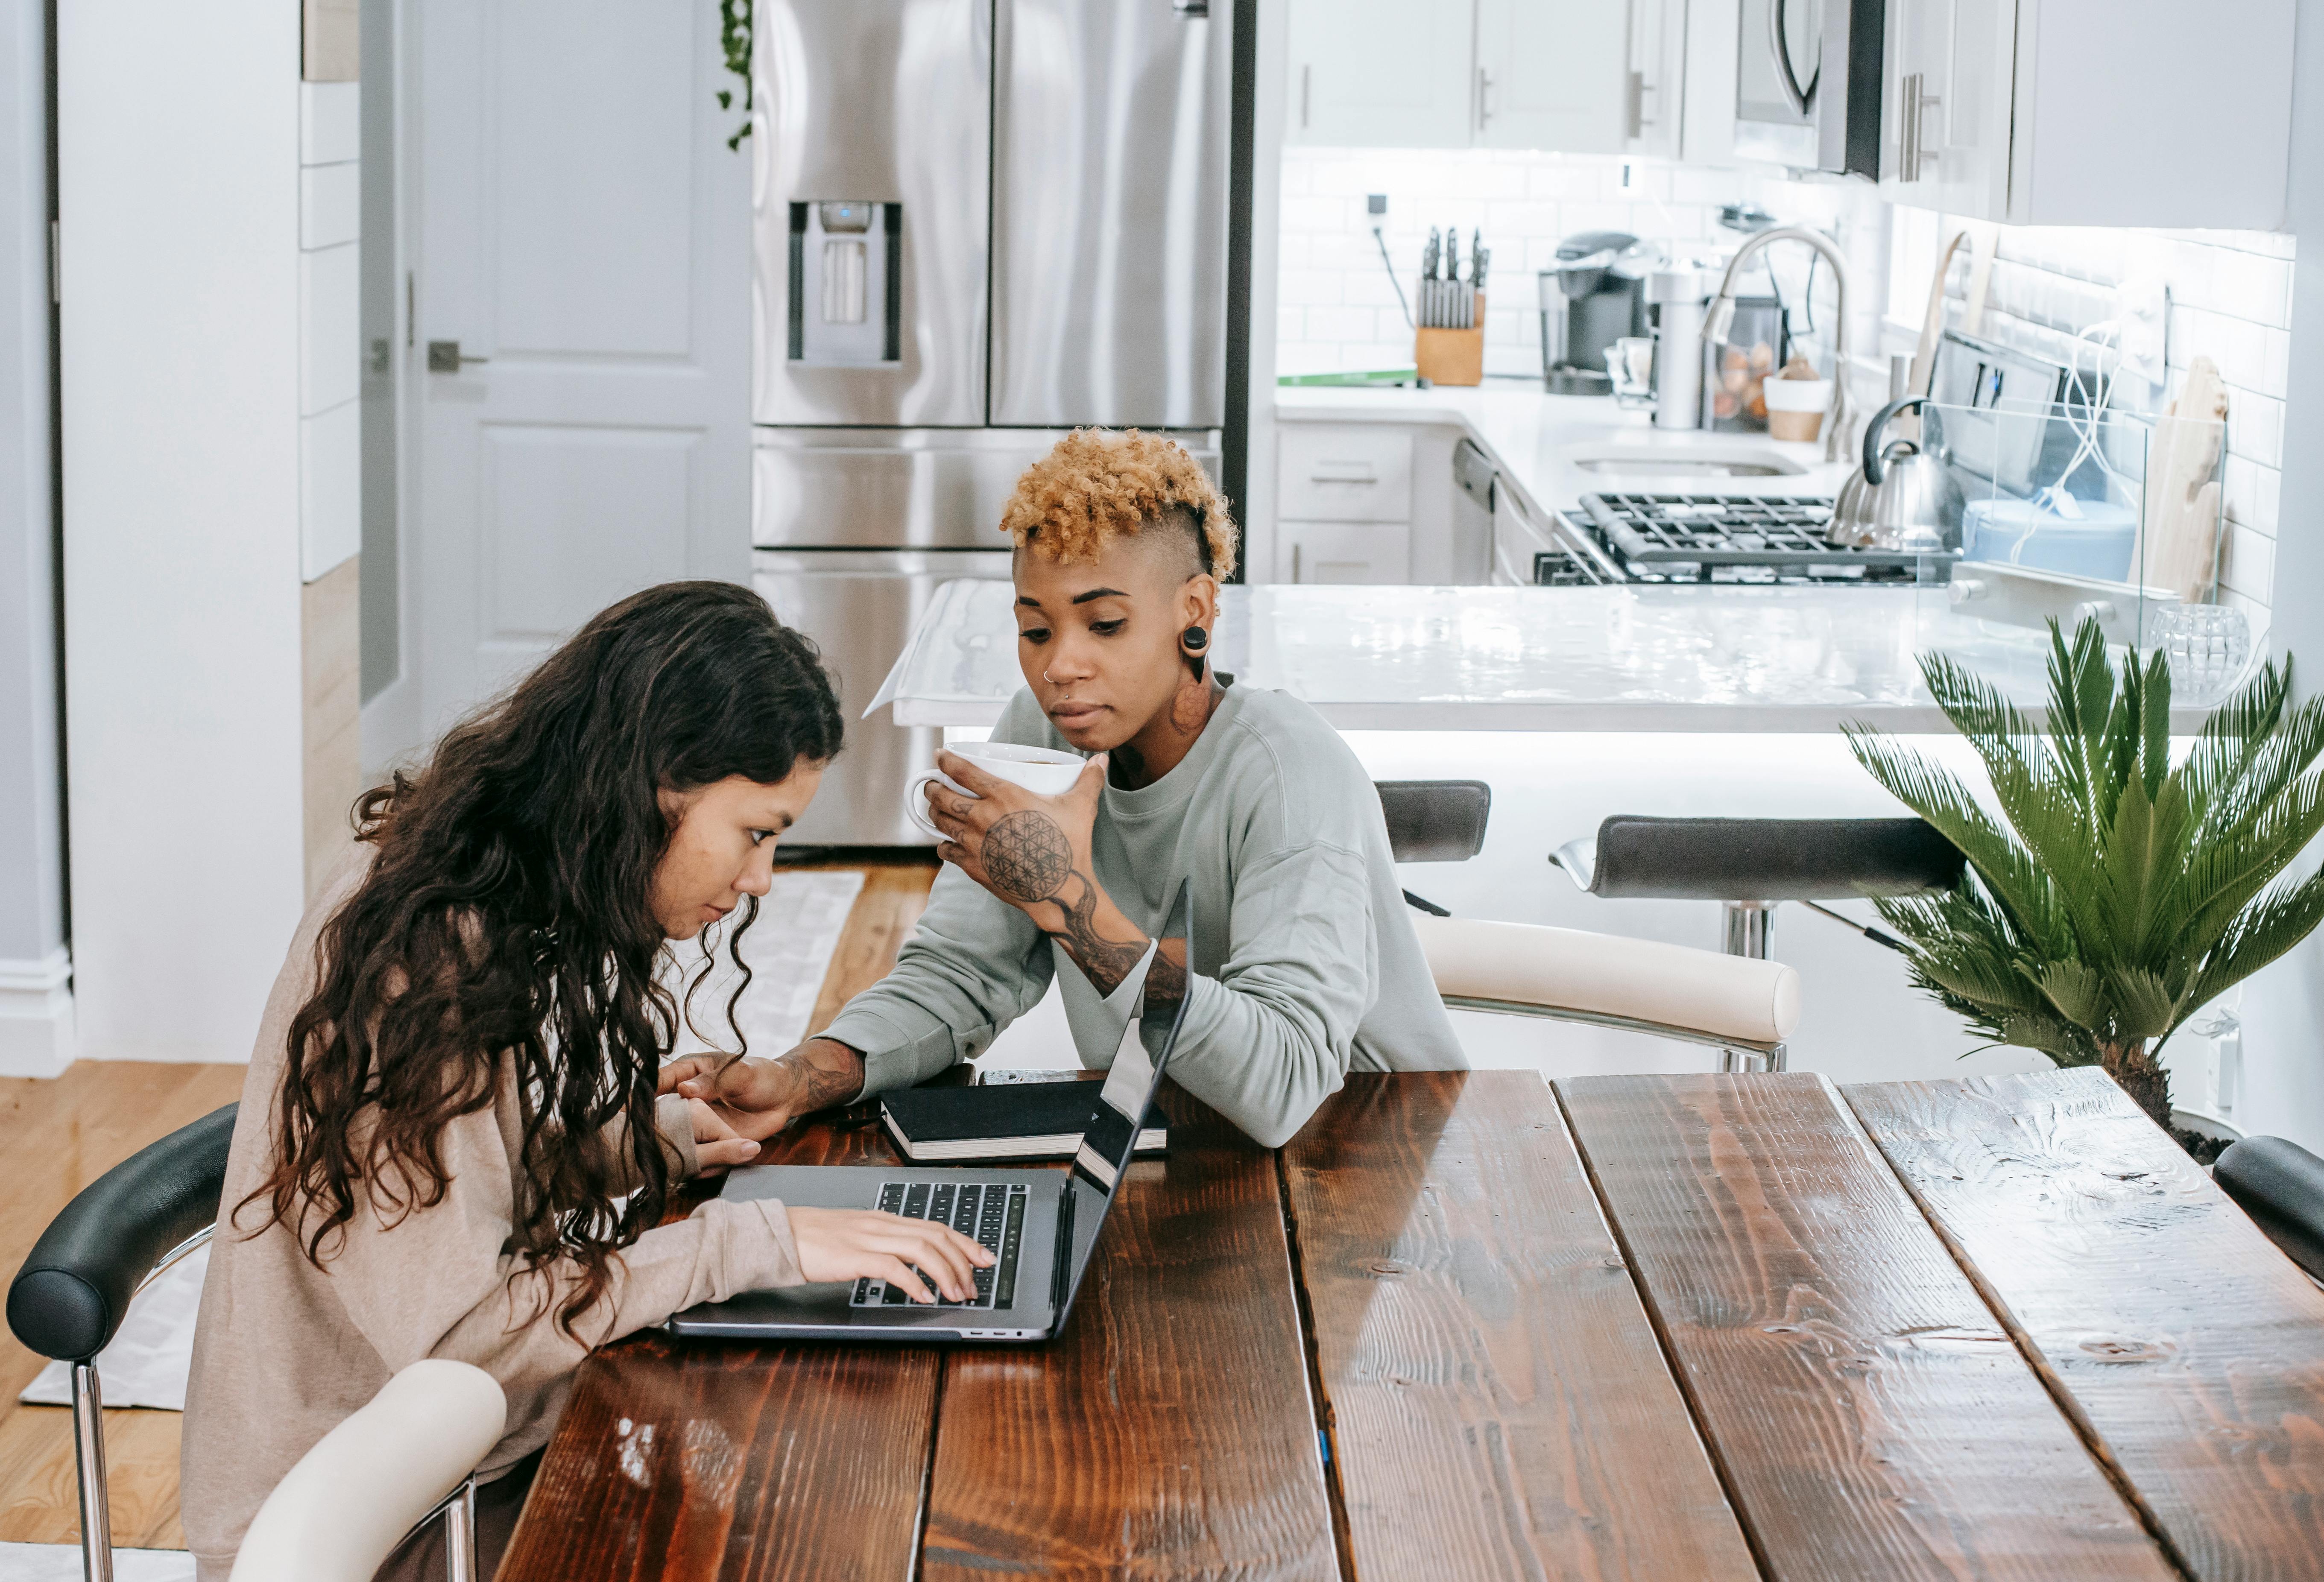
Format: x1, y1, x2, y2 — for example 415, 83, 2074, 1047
878, 577, 2221, 734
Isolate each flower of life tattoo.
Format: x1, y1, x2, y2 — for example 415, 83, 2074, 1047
982, 811, 1075, 903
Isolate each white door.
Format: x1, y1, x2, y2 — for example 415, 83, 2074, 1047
1287, 0, 1472, 147
410, 0, 750, 739
1476, 0, 1629, 152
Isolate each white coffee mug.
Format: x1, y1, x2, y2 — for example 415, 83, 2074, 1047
906, 742, 1086, 839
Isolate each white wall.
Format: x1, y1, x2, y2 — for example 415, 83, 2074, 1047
59, 0, 308, 1061
0, 0, 70, 1075
2236, 0, 2324, 1154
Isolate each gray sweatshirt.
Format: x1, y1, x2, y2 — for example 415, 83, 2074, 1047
825, 683, 1466, 1146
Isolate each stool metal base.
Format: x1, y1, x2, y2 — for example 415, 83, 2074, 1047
1719, 901, 1785, 1072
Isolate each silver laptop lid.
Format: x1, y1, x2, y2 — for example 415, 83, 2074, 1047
1056, 880, 1191, 1313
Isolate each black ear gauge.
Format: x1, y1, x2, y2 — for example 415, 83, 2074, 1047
1181, 624, 1209, 681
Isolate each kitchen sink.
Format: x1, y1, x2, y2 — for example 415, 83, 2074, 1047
1564, 445, 1807, 480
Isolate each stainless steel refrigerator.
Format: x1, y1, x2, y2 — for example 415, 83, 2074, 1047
750, 0, 1240, 845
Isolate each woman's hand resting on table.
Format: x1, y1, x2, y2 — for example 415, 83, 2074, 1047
786, 1206, 993, 1304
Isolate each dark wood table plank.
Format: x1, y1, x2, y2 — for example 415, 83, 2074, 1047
1558, 1072, 2176, 1582
500, 1109, 940, 1582
919, 1081, 1338, 1581
1846, 1066, 2324, 1581
1284, 1071, 1759, 1581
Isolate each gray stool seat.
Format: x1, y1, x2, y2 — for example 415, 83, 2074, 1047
1377, 780, 1492, 864
2216, 1136, 2324, 1281
1557, 816, 1964, 901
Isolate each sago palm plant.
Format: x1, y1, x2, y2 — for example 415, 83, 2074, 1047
1846, 619, 2324, 1132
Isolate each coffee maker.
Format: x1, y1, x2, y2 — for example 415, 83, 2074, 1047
1539, 231, 1652, 395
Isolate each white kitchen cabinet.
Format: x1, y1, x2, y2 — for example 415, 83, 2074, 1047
1288, 0, 1665, 155
1881, 0, 2293, 228
1279, 521, 1414, 584
1475, 0, 1629, 151
1274, 421, 1423, 585
1624, 0, 1688, 158
1278, 424, 1415, 521
1286, 0, 1472, 148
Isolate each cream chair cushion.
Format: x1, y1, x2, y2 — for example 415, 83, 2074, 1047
231, 1359, 507, 1582
1413, 914, 1802, 1047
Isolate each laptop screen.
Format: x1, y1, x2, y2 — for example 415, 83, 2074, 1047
1057, 880, 1191, 1308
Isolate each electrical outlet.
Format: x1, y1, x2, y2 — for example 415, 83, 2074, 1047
1367, 193, 1387, 219
2114, 274, 2168, 389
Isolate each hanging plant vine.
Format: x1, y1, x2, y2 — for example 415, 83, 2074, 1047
716, 0, 752, 150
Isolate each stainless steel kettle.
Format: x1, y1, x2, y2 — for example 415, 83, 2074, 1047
1828, 395, 1962, 553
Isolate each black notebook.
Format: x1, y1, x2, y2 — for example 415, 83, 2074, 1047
880, 1082, 1169, 1164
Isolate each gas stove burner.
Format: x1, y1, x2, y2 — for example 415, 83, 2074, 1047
1572, 492, 1958, 582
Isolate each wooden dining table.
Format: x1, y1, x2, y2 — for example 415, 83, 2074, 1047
499, 1065, 2324, 1581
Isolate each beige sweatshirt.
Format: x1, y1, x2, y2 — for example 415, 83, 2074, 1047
180, 853, 805, 1580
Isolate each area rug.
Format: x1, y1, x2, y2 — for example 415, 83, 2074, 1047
0, 1544, 192, 1580
662, 867, 866, 1062
16, 868, 867, 1419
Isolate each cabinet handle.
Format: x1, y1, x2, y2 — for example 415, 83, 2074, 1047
1292, 543, 1303, 582
1311, 461, 1378, 483
1627, 70, 1646, 137
1300, 64, 1310, 130
1899, 72, 1943, 178
1477, 66, 1493, 129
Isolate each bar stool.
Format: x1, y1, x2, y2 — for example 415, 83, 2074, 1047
1551, 815, 1964, 1072
1377, 782, 1803, 1069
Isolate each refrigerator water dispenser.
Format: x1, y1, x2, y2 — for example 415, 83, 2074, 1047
787, 201, 901, 366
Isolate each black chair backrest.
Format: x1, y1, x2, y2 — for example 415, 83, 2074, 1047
1376, 780, 1492, 864
1589, 816, 1964, 901
7, 1102, 239, 1362
2216, 1135, 2324, 1281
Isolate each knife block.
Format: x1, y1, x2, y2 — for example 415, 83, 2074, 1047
1414, 292, 1484, 386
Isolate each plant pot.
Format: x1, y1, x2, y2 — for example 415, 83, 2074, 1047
2172, 1107, 2243, 1166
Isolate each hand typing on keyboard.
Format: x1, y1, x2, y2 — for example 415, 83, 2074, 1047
851, 1182, 1030, 1311
785, 1204, 993, 1304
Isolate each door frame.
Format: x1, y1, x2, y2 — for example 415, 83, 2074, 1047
358, 0, 426, 776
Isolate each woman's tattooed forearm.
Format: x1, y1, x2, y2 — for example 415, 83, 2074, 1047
978, 810, 1152, 995
1049, 875, 1152, 996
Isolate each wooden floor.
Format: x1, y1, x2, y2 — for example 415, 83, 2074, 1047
0, 851, 938, 1551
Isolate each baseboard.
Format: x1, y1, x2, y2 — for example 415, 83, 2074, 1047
0, 949, 76, 1077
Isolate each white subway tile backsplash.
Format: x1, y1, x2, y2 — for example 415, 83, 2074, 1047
1304, 304, 1386, 343
2223, 524, 2275, 602
1281, 196, 1354, 233
2222, 453, 2261, 534
1277, 268, 1343, 308
1527, 164, 1606, 202
1483, 201, 1563, 238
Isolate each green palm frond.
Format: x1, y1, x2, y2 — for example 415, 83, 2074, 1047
1853, 618, 2324, 1110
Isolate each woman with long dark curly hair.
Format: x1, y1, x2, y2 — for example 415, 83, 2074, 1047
180, 582, 989, 1582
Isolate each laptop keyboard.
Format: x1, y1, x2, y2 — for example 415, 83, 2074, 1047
849, 1180, 1028, 1310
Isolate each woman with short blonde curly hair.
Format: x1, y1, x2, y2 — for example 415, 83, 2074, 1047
671, 432, 1464, 1152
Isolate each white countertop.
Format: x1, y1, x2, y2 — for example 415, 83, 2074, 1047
1272, 382, 1857, 525
875, 579, 2182, 734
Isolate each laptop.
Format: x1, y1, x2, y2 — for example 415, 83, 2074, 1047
665, 879, 1191, 1344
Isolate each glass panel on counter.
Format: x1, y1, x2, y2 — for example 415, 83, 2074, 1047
1914, 392, 2245, 704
